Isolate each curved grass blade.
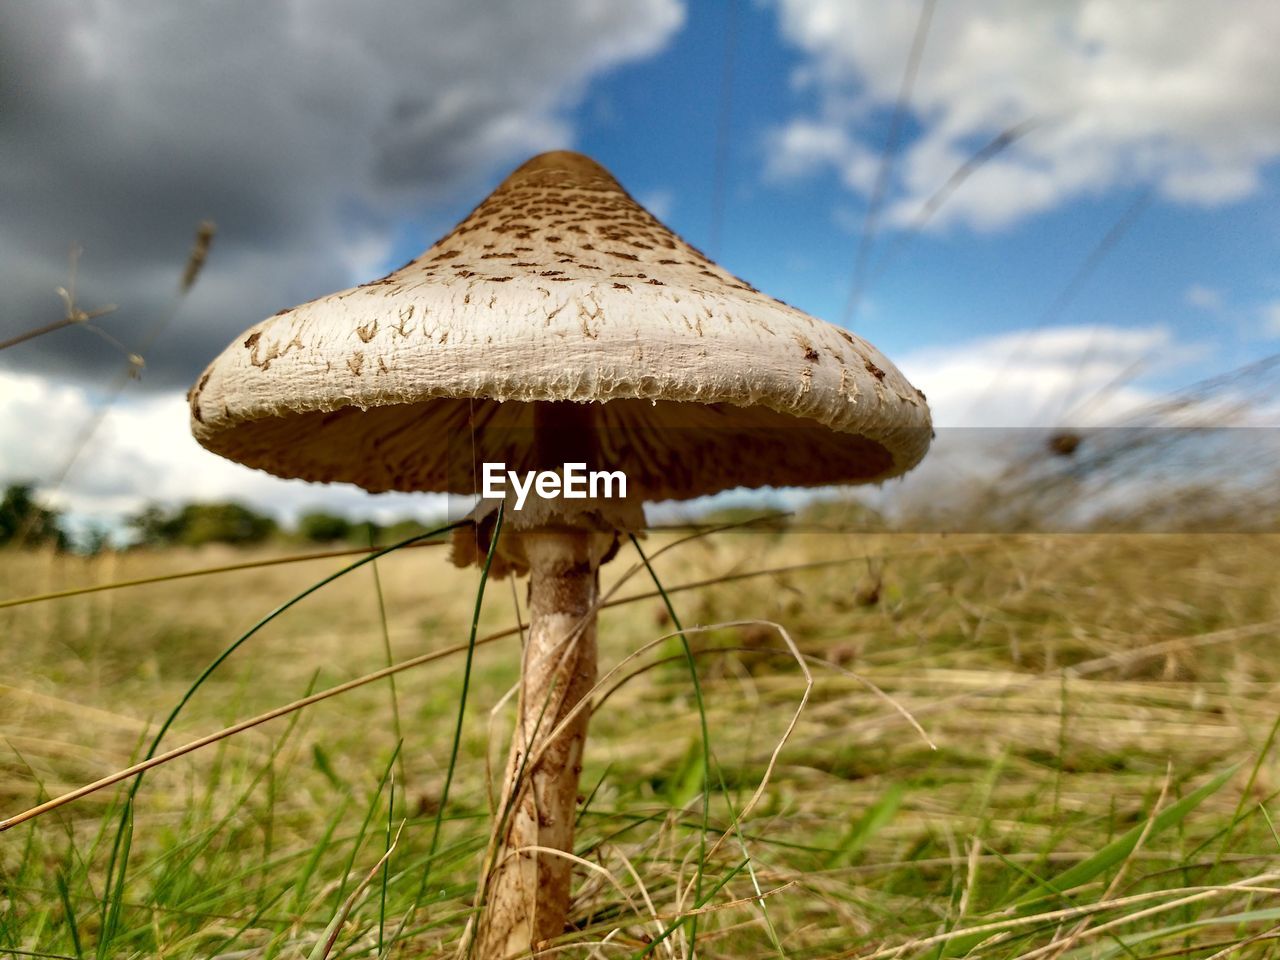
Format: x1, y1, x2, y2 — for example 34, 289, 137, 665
416, 505, 504, 907
92, 520, 465, 956
629, 534, 713, 957
932, 762, 1241, 959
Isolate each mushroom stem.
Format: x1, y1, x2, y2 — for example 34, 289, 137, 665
474, 528, 599, 958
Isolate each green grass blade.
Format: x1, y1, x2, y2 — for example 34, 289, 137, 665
630, 534, 713, 959
1016, 762, 1239, 904
932, 762, 1242, 959
92, 520, 463, 957
334, 744, 401, 912
367, 523, 408, 789
54, 871, 82, 959
635, 858, 752, 959
379, 758, 397, 958
829, 782, 905, 868
416, 505, 505, 908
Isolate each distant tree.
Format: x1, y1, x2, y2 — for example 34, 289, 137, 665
128, 501, 277, 547
128, 504, 183, 546
176, 502, 277, 546
297, 510, 352, 543
0, 483, 67, 549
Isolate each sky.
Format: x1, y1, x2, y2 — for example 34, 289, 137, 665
2, 0, 1279, 536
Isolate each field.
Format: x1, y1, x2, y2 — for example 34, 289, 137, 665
4, 524, 1280, 958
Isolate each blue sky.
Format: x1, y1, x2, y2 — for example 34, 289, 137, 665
2, 0, 1278, 530
393, 0, 1280, 404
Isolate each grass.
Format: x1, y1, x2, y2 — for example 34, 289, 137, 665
2, 525, 1279, 958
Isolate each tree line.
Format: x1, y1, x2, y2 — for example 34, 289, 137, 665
0, 483, 435, 551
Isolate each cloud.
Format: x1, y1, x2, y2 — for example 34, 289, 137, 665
0, 369, 450, 533
768, 0, 1280, 231
864, 323, 1277, 529
636, 187, 676, 222
764, 119, 878, 192
897, 324, 1174, 428
0, 0, 684, 391
1262, 301, 1280, 338
1185, 284, 1223, 311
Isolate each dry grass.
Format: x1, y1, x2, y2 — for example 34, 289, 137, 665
2, 528, 1280, 957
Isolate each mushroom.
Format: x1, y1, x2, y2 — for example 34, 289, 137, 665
188, 150, 931, 955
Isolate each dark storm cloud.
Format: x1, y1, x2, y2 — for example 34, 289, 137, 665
0, 0, 683, 390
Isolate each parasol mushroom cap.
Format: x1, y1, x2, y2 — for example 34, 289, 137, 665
189, 150, 931, 502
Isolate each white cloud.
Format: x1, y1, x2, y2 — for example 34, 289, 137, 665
768, 0, 1280, 231
1185, 284, 1223, 311
897, 324, 1173, 428
765, 119, 878, 192
1262, 300, 1280, 338
0, 372, 447, 533
636, 187, 676, 222
859, 322, 1280, 529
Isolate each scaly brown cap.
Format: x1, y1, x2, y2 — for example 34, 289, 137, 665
190, 150, 931, 500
